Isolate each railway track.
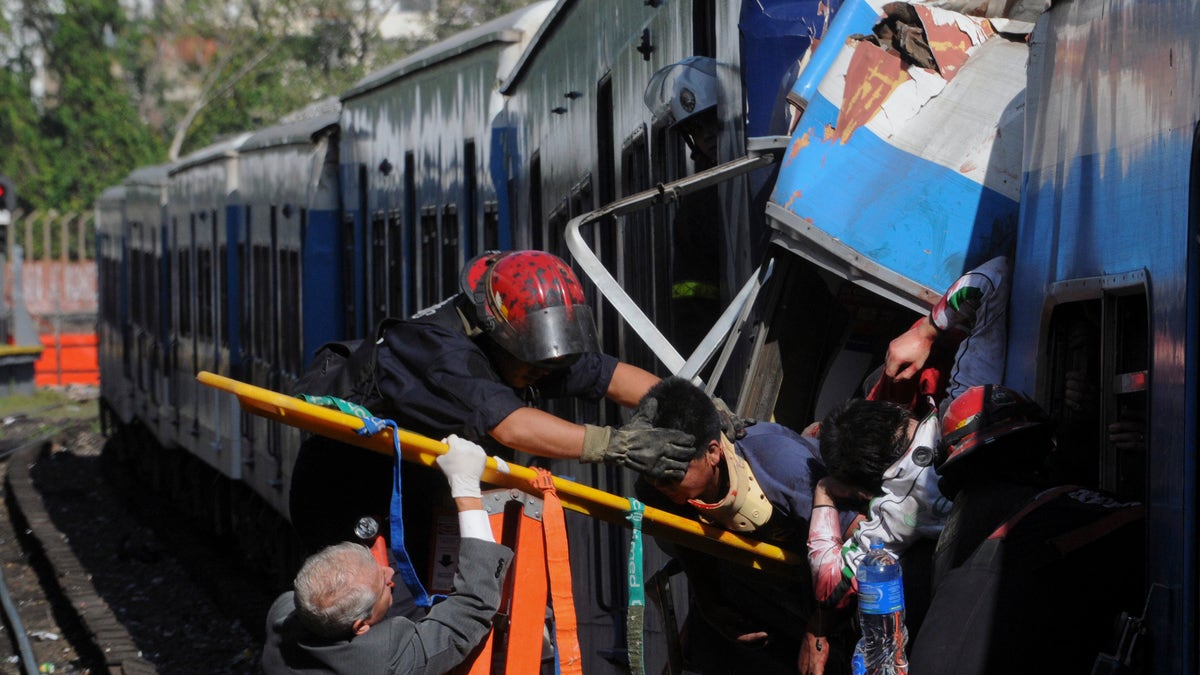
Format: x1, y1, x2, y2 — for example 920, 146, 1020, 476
0, 413, 267, 674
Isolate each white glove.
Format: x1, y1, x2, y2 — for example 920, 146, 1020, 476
437, 435, 485, 499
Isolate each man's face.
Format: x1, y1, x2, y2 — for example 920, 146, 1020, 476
653, 441, 721, 505
492, 350, 576, 389
494, 356, 554, 389
364, 563, 395, 627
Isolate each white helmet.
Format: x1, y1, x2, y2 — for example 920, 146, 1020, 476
643, 56, 718, 128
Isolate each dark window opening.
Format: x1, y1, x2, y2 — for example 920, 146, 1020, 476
371, 210, 388, 327
420, 206, 439, 309
441, 203, 460, 300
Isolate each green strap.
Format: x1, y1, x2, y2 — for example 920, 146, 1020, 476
296, 394, 375, 419
626, 498, 646, 675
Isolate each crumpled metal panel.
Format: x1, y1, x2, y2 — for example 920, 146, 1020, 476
767, 0, 1028, 309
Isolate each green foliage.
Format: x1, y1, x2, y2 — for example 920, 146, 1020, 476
0, 0, 165, 215
0, 0, 544, 221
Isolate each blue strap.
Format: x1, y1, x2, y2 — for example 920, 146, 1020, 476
625, 498, 646, 675
355, 417, 440, 608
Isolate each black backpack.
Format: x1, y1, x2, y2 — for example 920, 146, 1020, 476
290, 317, 403, 415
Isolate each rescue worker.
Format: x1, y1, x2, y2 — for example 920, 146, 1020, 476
262, 436, 513, 675
289, 250, 693, 585
909, 385, 1145, 673
633, 377, 858, 675
644, 56, 723, 355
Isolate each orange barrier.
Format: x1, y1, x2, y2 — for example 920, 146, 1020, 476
35, 332, 99, 386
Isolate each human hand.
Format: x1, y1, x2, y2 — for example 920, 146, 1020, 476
799, 631, 829, 675
713, 396, 756, 440
436, 434, 486, 499
884, 317, 938, 381
581, 399, 696, 480
817, 476, 872, 504
735, 631, 769, 647
1108, 410, 1147, 452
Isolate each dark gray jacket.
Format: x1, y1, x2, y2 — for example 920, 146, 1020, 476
262, 538, 513, 674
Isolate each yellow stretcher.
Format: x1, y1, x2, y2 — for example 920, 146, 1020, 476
196, 371, 805, 575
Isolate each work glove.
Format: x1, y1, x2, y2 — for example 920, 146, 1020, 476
580, 400, 696, 481
712, 396, 756, 440
437, 434, 486, 499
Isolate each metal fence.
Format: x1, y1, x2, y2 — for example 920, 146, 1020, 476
1, 209, 99, 389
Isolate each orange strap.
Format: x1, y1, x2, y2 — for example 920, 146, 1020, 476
533, 468, 583, 675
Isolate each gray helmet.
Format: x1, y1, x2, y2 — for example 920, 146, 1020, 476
643, 56, 719, 128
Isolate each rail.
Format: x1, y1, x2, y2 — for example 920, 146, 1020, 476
196, 371, 805, 575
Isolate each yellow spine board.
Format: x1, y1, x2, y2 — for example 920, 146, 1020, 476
196, 371, 804, 575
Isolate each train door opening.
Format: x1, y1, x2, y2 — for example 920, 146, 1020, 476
1041, 277, 1149, 504
739, 253, 919, 432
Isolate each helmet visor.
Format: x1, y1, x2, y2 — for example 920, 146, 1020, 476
491, 304, 599, 365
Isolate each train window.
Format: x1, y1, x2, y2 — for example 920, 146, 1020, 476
463, 141, 478, 255
178, 219, 192, 339
1042, 273, 1149, 502
482, 201, 500, 251
218, 242, 229, 348
419, 205, 439, 309
239, 205, 250, 372
280, 248, 302, 376
441, 203, 459, 300
268, 206, 281, 387
197, 246, 213, 341
370, 210, 388, 327
340, 212, 356, 339
387, 210, 404, 318
404, 153, 417, 314
693, 0, 717, 58
253, 244, 271, 361
130, 226, 144, 329
529, 153, 543, 251
547, 204, 568, 263
620, 127, 668, 373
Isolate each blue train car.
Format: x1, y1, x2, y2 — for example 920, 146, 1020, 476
120, 164, 173, 441
235, 104, 342, 517
95, 184, 131, 426
1005, 1, 1200, 669
166, 133, 251, 469
337, 2, 553, 336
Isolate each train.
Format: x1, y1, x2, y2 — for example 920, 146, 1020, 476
94, 0, 1196, 671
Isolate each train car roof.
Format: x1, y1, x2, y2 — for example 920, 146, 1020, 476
340, 2, 551, 102
97, 184, 127, 202
169, 132, 253, 176
124, 163, 172, 187
241, 98, 341, 152
498, 0, 573, 94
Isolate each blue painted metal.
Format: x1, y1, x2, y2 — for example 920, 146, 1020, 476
767, 19, 1023, 308
1006, 3, 1200, 668
302, 208, 342, 363
787, 0, 881, 112
738, 0, 829, 137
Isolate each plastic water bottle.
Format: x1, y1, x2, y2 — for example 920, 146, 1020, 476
851, 540, 909, 675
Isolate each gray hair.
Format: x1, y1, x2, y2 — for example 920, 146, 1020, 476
293, 542, 379, 638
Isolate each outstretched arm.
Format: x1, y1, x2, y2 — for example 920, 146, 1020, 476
488, 403, 696, 481
605, 361, 661, 407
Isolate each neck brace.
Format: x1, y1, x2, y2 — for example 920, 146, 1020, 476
688, 443, 773, 532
